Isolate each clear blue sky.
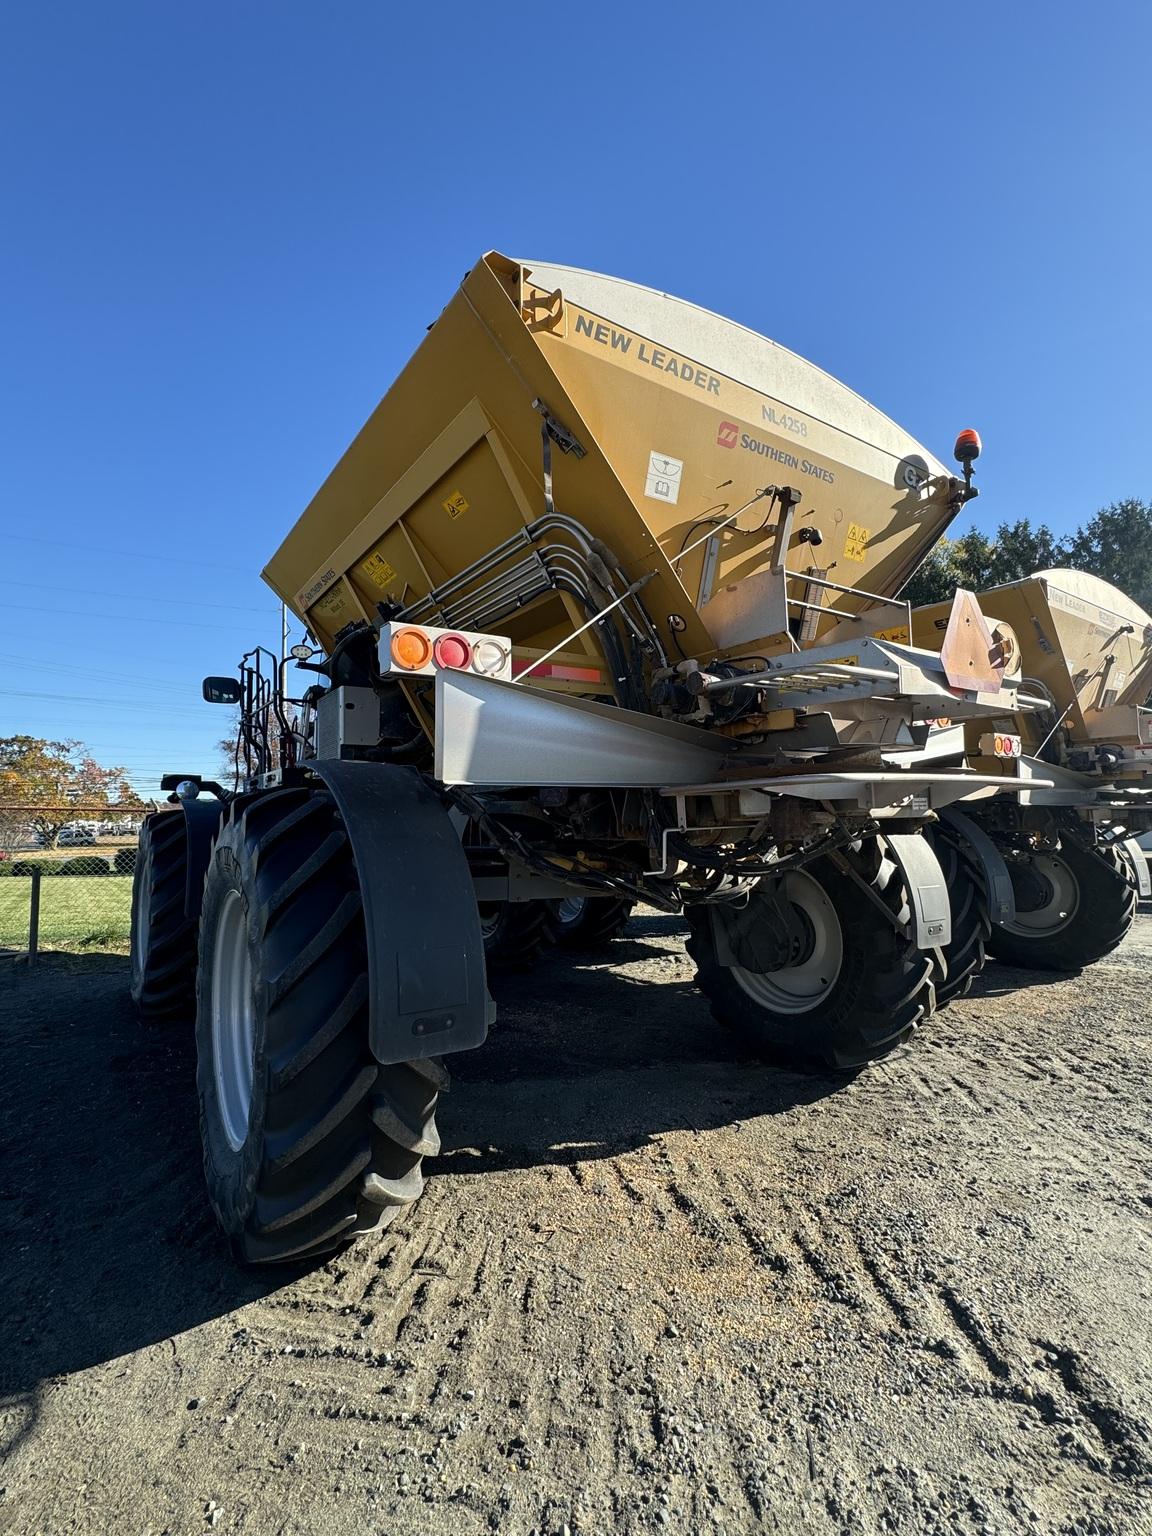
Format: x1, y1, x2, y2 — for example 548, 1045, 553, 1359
2, 3, 1149, 795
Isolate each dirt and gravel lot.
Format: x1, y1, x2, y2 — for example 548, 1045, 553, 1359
2, 910, 1151, 1536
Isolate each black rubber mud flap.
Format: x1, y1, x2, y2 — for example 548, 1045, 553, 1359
310, 761, 493, 1066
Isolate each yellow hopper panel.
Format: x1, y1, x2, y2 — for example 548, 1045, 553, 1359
264, 253, 961, 663
914, 568, 1152, 748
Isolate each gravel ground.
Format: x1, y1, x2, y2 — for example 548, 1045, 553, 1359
2, 911, 1150, 1536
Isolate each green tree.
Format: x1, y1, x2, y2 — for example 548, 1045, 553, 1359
901, 528, 997, 606
902, 518, 1068, 606
983, 519, 1067, 586
1063, 499, 1152, 613
901, 539, 962, 607
0, 735, 143, 848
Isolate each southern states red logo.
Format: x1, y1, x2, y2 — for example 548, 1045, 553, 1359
716, 421, 739, 449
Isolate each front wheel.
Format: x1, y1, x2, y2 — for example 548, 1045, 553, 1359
130, 811, 197, 1020
686, 837, 942, 1071
196, 787, 443, 1264
987, 840, 1137, 972
477, 900, 552, 969
544, 896, 634, 950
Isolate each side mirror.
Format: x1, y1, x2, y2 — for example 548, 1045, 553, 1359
202, 675, 243, 704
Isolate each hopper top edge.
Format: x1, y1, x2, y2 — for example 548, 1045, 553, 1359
513, 254, 946, 477
984, 567, 1152, 631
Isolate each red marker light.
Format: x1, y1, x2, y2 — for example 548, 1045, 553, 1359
954, 428, 982, 465
433, 633, 472, 670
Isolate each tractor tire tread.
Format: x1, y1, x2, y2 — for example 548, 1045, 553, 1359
130, 811, 197, 1020
686, 836, 942, 1072
196, 786, 442, 1265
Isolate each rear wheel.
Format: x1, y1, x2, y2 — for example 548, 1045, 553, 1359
686, 836, 942, 1071
130, 811, 197, 1020
544, 895, 634, 950
478, 900, 552, 969
987, 839, 1137, 972
196, 786, 443, 1264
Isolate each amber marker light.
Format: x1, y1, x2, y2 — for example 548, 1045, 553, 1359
391, 627, 433, 669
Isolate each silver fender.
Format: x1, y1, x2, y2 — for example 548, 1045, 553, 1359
883, 832, 952, 950
937, 807, 1017, 928
1115, 836, 1152, 899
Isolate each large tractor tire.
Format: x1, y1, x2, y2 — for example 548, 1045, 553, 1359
130, 810, 197, 1020
686, 836, 942, 1071
926, 826, 990, 1009
544, 895, 635, 950
195, 786, 444, 1264
477, 900, 552, 970
987, 839, 1137, 973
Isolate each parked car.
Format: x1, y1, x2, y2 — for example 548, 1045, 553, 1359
58, 827, 97, 846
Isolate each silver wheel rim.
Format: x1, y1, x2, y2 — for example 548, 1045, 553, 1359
130, 854, 149, 978
555, 896, 586, 926
732, 871, 844, 1014
1003, 854, 1080, 937
478, 904, 502, 942
210, 888, 256, 1151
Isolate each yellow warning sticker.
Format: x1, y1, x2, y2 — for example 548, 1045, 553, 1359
359, 550, 398, 589
874, 624, 910, 643
844, 522, 870, 562
443, 490, 470, 519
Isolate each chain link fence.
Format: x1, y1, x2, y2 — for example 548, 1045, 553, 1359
0, 808, 148, 962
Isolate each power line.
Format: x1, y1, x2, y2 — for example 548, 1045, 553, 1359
1, 601, 268, 633
0, 653, 209, 698
3, 578, 277, 615
0, 687, 211, 715
0, 532, 255, 573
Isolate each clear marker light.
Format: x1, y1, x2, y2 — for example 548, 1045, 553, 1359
471, 640, 509, 675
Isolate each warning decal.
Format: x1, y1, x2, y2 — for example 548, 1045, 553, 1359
360, 550, 398, 589
844, 522, 870, 562
645, 451, 683, 505
443, 491, 470, 519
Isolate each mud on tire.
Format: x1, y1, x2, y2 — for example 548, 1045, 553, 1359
686, 836, 942, 1071
130, 811, 197, 1020
196, 786, 444, 1264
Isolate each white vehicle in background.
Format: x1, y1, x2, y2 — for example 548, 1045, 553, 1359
58, 826, 97, 847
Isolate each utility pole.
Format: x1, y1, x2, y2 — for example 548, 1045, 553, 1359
280, 601, 289, 707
